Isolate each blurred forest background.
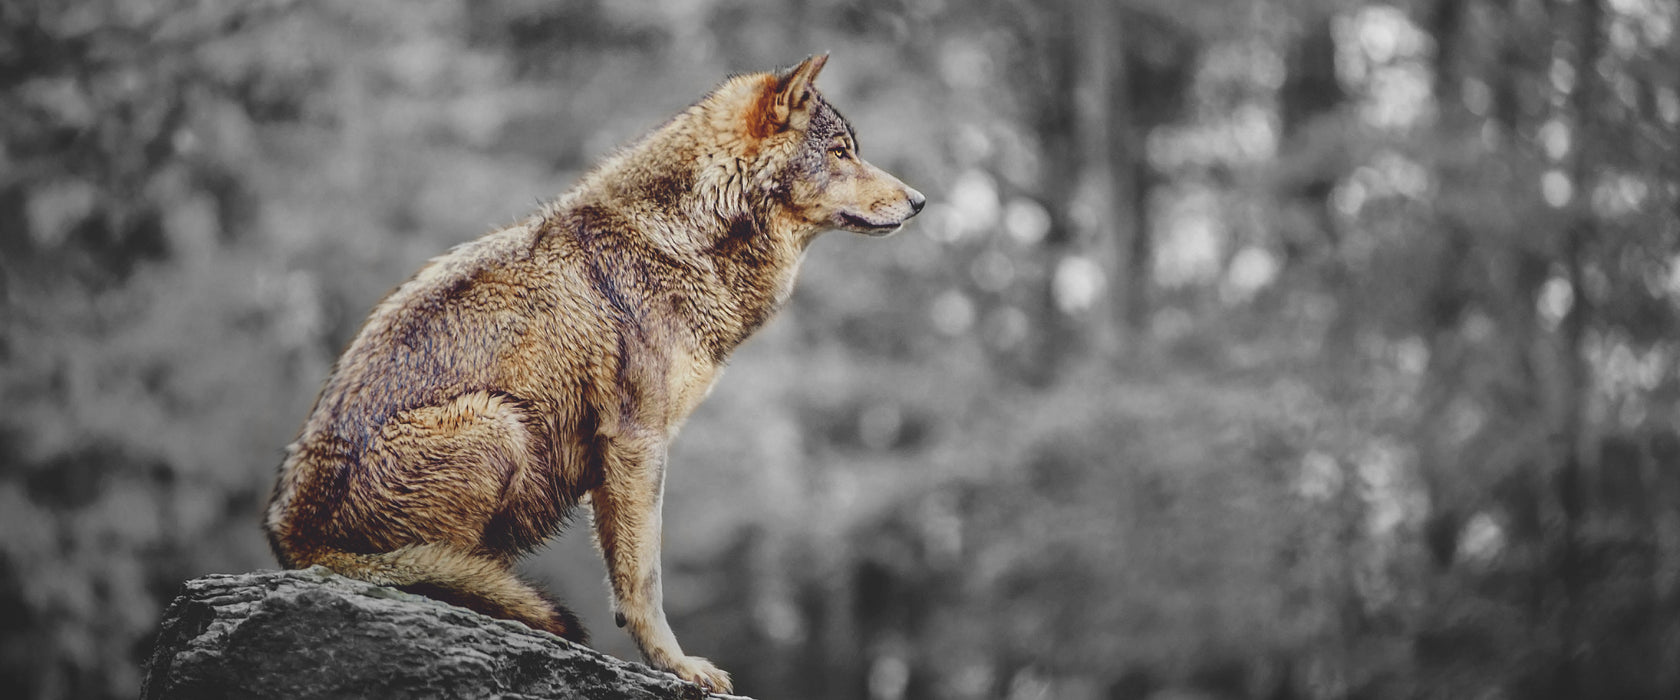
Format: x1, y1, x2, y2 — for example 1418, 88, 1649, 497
3, 0, 1678, 698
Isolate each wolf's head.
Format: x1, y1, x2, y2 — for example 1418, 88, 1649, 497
571, 54, 927, 255
739, 54, 926, 239
587, 55, 924, 248
596, 54, 923, 250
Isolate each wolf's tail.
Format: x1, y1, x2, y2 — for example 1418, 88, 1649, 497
303, 543, 587, 643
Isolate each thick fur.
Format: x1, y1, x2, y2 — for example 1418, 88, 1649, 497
263, 55, 923, 692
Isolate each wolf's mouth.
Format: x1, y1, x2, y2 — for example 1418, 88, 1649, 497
838, 212, 903, 235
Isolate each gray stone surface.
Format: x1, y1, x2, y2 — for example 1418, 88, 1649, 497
141, 568, 752, 700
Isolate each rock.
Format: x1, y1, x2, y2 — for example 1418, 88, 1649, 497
141, 567, 750, 700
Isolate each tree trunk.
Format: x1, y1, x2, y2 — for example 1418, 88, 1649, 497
1081, 0, 1128, 355
1553, 1, 1602, 697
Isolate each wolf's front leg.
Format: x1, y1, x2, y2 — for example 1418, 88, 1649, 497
592, 434, 732, 693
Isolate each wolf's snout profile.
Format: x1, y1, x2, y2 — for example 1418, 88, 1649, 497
262, 55, 922, 692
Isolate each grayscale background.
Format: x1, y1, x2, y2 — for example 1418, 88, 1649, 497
3, 0, 1678, 698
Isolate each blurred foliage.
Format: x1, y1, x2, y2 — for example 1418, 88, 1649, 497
2, 0, 1678, 699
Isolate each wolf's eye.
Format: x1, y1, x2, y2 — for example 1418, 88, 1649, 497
830, 146, 851, 161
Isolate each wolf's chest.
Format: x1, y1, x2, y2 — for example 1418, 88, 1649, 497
656, 344, 722, 435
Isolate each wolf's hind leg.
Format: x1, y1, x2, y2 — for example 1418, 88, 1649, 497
302, 543, 587, 642
347, 391, 556, 552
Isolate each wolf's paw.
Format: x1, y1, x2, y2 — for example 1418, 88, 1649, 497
667, 655, 732, 694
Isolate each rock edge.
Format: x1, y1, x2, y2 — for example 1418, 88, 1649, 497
141, 567, 752, 700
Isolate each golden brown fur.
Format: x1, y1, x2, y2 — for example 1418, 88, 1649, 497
263, 55, 923, 691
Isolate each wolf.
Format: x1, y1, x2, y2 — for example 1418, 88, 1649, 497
262, 55, 924, 692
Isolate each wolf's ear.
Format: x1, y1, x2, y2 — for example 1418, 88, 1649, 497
757, 54, 827, 135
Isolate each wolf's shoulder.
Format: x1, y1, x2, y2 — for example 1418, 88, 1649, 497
374, 223, 552, 309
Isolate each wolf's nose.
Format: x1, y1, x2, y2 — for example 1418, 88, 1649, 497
907, 188, 926, 215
